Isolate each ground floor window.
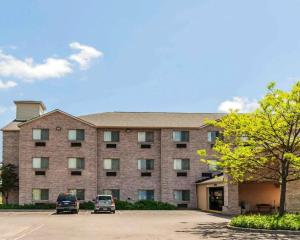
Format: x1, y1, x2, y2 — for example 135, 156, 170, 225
173, 190, 190, 201
68, 189, 85, 201
138, 190, 154, 200
103, 189, 120, 200
32, 189, 49, 201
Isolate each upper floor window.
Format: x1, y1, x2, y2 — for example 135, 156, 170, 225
68, 158, 85, 169
173, 190, 190, 201
32, 157, 49, 169
69, 189, 85, 201
138, 159, 154, 171
172, 131, 189, 142
173, 159, 190, 171
32, 189, 49, 201
103, 159, 120, 170
68, 129, 85, 141
138, 190, 154, 200
103, 189, 120, 200
208, 131, 222, 142
33, 129, 49, 141
104, 131, 119, 142
138, 132, 154, 142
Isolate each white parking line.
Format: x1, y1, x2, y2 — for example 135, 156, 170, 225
13, 224, 44, 240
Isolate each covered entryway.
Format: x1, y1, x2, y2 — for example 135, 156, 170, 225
239, 182, 280, 213
196, 175, 240, 214
196, 175, 280, 215
208, 187, 224, 211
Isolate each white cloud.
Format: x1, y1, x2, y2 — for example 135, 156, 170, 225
218, 97, 259, 113
0, 51, 72, 81
69, 42, 103, 69
0, 80, 17, 89
0, 42, 102, 82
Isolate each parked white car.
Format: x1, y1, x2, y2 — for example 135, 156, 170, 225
93, 195, 116, 214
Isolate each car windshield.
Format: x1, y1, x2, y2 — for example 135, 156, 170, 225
97, 196, 112, 201
57, 194, 76, 202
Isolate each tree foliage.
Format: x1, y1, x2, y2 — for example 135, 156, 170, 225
0, 163, 18, 204
198, 82, 300, 215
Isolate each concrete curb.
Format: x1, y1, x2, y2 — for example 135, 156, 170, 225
227, 224, 300, 235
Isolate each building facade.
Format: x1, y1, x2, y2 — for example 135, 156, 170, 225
1, 101, 228, 209
2, 101, 299, 214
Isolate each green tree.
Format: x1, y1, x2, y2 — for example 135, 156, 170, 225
0, 163, 18, 204
198, 82, 300, 216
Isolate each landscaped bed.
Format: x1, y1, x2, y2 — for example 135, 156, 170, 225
230, 214, 300, 231
0, 200, 177, 210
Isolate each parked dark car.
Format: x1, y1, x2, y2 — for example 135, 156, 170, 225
56, 193, 79, 214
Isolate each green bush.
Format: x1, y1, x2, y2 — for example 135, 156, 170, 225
230, 214, 300, 231
0, 203, 56, 209
115, 200, 176, 210
0, 200, 177, 210
79, 201, 94, 210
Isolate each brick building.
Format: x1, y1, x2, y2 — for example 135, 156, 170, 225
1, 101, 299, 214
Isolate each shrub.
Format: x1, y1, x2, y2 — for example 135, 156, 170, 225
115, 200, 177, 210
230, 214, 300, 231
0, 200, 177, 210
0, 203, 56, 209
79, 201, 94, 210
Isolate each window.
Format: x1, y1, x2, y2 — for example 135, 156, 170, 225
208, 131, 222, 142
32, 189, 49, 201
138, 132, 154, 142
32, 157, 49, 169
104, 131, 119, 142
69, 189, 85, 201
138, 159, 154, 171
173, 159, 190, 170
103, 189, 120, 200
68, 158, 85, 169
33, 129, 49, 141
103, 159, 120, 170
138, 190, 154, 200
68, 129, 85, 141
208, 160, 222, 171
174, 190, 190, 201
172, 131, 189, 142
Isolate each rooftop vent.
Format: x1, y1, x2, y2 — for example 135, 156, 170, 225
14, 100, 46, 121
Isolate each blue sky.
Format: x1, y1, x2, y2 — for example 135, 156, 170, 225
1, 0, 300, 159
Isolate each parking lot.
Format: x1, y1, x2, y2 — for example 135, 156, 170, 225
0, 210, 298, 240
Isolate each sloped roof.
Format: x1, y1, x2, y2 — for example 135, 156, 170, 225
196, 175, 225, 185
1, 121, 22, 131
1, 111, 226, 131
78, 112, 225, 128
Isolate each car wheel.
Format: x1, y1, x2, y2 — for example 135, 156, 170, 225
111, 210, 115, 214
56, 210, 61, 214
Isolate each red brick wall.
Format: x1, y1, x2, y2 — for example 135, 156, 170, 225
18, 111, 97, 204
3, 112, 223, 208
97, 129, 162, 201
160, 127, 216, 208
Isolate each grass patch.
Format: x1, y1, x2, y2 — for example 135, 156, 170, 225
230, 214, 300, 231
0, 200, 177, 210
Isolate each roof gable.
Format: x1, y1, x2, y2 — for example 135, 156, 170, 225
18, 109, 96, 128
